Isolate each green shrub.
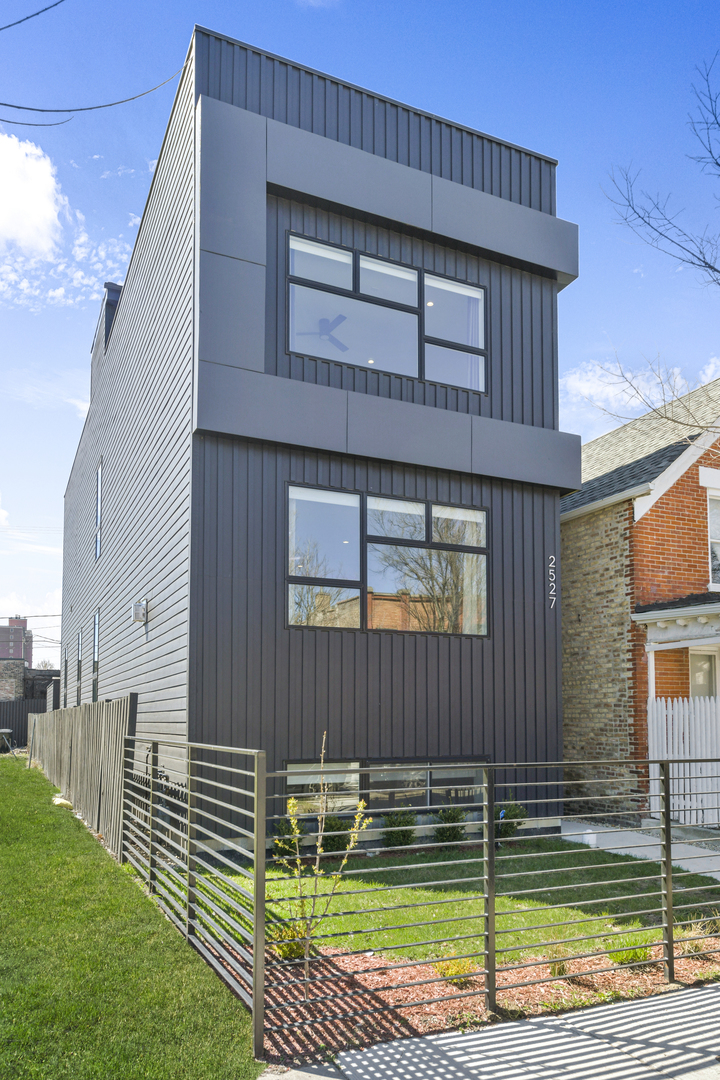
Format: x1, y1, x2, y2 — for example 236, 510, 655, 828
434, 953, 477, 987
432, 804, 467, 846
608, 932, 653, 966
495, 792, 528, 839
545, 944, 569, 977
273, 813, 307, 858
382, 807, 417, 849
322, 814, 352, 853
266, 919, 307, 960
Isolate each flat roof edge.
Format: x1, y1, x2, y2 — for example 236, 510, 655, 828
193, 24, 559, 167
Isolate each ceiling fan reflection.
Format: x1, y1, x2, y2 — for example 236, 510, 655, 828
296, 313, 349, 352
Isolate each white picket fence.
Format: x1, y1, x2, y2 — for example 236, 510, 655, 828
648, 697, 720, 826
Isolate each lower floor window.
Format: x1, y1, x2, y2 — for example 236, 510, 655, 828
287, 486, 488, 636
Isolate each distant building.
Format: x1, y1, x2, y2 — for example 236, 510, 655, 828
0, 659, 59, 702
0, 618, 33, 667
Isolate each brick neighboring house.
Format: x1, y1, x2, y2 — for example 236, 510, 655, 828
561, 380, 720, 767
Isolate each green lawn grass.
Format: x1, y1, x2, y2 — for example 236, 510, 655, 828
264, 834, 720, 968
0, 757, 263, 1080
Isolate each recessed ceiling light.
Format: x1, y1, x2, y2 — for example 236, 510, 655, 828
368, 358, 375, 364
342, 540, 349, 544
426, 301, 434, 307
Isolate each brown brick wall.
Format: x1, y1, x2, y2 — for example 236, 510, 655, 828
654, 648, 689, 699
561, 501, 635, 763
0, 660, 26, 701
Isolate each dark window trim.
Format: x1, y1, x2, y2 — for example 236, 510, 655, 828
285, 481, 490, 639
285, 231, 489, 394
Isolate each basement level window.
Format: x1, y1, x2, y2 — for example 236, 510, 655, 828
287, 234, 486, 393
284, 761, 486, 813
287, 485, 488, 635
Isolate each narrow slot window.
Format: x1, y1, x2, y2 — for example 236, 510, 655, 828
95, 462, 102, 560
76, 629, 82, 705
92, 612, 99, 703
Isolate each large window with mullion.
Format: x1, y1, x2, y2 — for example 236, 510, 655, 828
287, 485, 488, 636
287, 234, 487, 393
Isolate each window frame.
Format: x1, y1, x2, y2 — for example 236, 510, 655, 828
285, 232, 488, 394
689, 645, 720, 699
285, 480, 490, 638
708, 490, 720, 591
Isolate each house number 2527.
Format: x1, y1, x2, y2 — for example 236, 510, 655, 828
548, 555, 557, 608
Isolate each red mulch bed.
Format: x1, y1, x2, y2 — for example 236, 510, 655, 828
260, 941, 720, 1067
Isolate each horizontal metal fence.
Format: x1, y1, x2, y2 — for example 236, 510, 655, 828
117, 746, 720, 1061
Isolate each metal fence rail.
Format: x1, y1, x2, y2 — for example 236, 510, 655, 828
32, 729, 720, 1061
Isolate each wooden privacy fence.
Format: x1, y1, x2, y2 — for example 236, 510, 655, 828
31, 695, 137, 857
0, 699, 47, 749
648, 697, 720, 825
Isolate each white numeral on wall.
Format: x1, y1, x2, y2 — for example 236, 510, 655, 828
548, 554, 556, 609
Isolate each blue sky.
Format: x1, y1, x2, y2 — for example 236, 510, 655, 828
1, 0, 718, 661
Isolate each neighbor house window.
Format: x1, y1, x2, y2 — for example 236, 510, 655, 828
287, 235, 487, 392
286, 761, 361, 813
287, 485, 488, 635
76, 629, 82, 705
92, 612, 99, 703
690, 650, 717, 698
95, 462, 102, 560
286, 760, 485, 812
710, 496, 720, 585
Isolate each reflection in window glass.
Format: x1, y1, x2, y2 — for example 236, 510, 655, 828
289, 284, 418, 376
287, 761, 360, 813
289, 236, 352, 289
367, 544, 487, 634
367, 496, 425, 540
288, 584, 361, 628
430, 766, 484, 806
368, 767, 427, 808
424, 275, 484, 349
425, 343, 484, 392
690, 653, 717, 698
432, 504, 486, 548
288, 486, 360, 580
359, 255, 418, 306
710, 497, 720, 584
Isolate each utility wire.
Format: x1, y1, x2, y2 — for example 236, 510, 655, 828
0, 114, 72, 126
0, 63, 186, 114
0, 0, 65, 34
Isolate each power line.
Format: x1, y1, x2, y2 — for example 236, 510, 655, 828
0, 63, 186, 114
0, 0, 65, 34
0, 615, 62, 620
0, 114, 71, 126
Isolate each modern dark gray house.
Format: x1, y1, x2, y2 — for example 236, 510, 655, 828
60, 26, 580, 796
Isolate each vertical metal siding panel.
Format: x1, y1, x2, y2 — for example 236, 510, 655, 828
260, 54, 275, 117
195, 32, 209, 99
216, 444, 234, 741
203, 440, 219, 746
219, 38, 234, 103
374, 98, 386, 158
326, 79, 338, 141
208, 35, 222, 99
231, 43, 247, 109
273, 59, 288, 125
312, 75, 325, 136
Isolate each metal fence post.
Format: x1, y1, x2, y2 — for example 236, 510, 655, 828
149, 741, 158, 893
482, 766, 497, 1013
252, 751, 267, 1061
186, 745, 197, 940
118, 736, 128, 864
659, 760, 675, 983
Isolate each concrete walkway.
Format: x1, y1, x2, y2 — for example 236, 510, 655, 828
561, 820, 720, 882
271, 984, 720, 1079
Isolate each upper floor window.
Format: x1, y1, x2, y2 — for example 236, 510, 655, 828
710, 496, 720, 585
287, 485, 488, 635
95, 462, 102, 560
287, 235, 486, 393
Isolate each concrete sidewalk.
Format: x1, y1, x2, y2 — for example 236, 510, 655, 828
561, 820, 720, 882
271, 983, 720, 1079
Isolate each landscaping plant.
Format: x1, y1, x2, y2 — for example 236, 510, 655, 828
432, 804, 467, 847
495, 791, 528, 840
382, 807, 417, 849
269, 733, 371, 999
434, 952, 477, 987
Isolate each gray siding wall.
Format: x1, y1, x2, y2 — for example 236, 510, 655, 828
194, 28, 556, 215
188, 435, 562, 772
60, 53, 196, 738
267, 194, 559, 428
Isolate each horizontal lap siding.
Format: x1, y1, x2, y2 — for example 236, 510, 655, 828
195, 30, 556, 214
60, 57, 195, 739
267, 196, 558, 428
188, 436, 561, 772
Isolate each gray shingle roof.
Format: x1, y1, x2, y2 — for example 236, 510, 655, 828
560, 437, 695, 515
636, 591, 720, 614
582, 379, 720, 483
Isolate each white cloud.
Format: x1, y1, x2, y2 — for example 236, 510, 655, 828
699, 357, 720, 385
91, 154, 103, 159
100, 164, 135, 179
0, 366, 89, 418
0, 493, 8, 529
70, 160, 80, 169
147, 158, 158, 174
0, 132, 67, 259
129, 213, 141, 227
